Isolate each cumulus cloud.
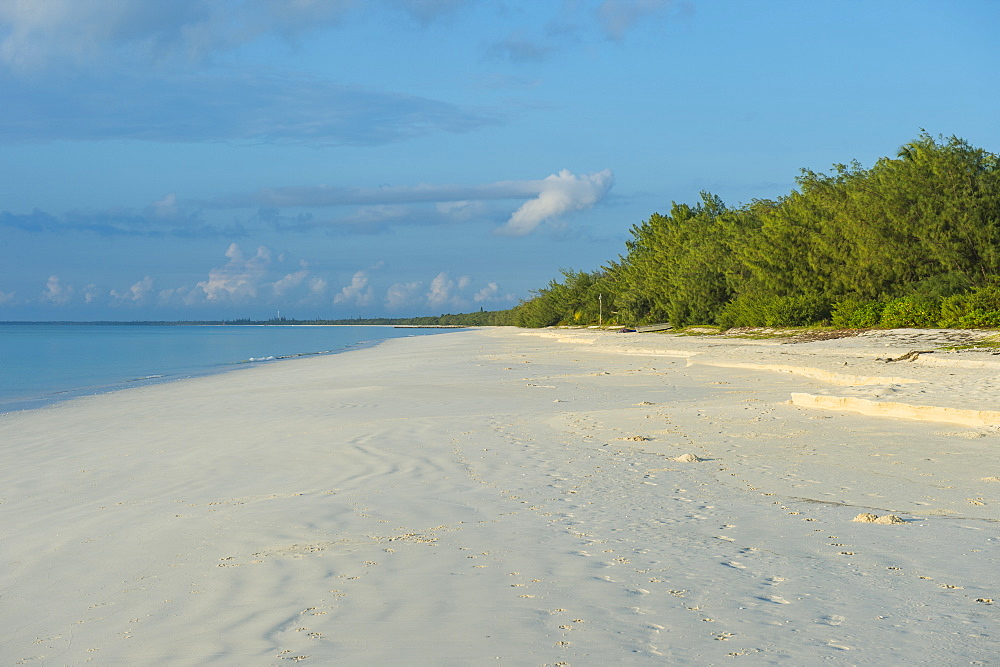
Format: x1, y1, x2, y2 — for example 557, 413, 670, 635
40, 274, 73, 305
382, 281, 418, 308
308, 276, 329, 296
0, 288, 15, 305
426, 272, 471, 309
333, 270, 374, 306
184, 243, 327, 306
473, 282, 499, 302
384, 274, 509, 310
498, 168, 615, 236
193, 243, 272, 303
83, 284, 101, 304
272, 269, 308, 297
110, 276, 154, 305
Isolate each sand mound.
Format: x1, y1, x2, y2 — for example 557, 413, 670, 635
697, 361, 920, 386
853, 512, 905, 525
981, 476, 1000, 482
790, 393, 1000, 428
672, 453, 703, 462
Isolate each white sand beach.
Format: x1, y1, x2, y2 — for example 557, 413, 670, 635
2, 327, 999, 665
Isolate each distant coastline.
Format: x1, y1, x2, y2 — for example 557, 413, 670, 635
0, 315, 498, 327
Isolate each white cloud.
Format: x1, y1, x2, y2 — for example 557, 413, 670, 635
385, 281, 422, 308
308, 276, 328, 296
436, 199, 487, 222
40, 274, 73, 304
272, 269, 308, 296
333, 270, 373, 306
193, 243, 272, 303
0, 0, 212, 71
385, 274, 510, 310
83, 284, 100, 304
426, 272, 471, 309
473, 282, 499, 302
0, 288, 15, 304
150, 193, 179, 218
218, 169, 614, 235
110, 276, 154, 305
498, 168, 615, 236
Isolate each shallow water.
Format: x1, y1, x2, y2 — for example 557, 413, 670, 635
0, 323, 455, 413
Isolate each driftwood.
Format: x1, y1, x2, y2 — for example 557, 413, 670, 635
884, 349, 934, 362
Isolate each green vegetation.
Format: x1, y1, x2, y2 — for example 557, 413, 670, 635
508, 132, 1000, 329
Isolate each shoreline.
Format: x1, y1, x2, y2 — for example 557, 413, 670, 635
2, 327, 998, 663
0, 325, 463, 416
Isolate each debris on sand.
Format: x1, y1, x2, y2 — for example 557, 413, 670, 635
853, 512, 905, 525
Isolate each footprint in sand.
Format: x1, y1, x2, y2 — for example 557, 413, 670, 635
760, 595, 791, 604
818, 614, 846, 626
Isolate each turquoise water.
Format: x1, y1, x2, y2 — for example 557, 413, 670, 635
0, 324, 456, 413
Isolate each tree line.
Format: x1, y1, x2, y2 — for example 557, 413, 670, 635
505, 133, 1000, 329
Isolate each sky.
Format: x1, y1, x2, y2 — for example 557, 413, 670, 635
1, 0, 998, 321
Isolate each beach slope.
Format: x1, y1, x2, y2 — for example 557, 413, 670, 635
2, 327, 998, 664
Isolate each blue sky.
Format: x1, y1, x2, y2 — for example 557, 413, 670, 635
1, 0, 998, 320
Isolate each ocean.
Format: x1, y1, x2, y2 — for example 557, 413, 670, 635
0, 323, 458, 414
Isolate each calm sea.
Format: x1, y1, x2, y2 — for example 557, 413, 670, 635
0, 324, 457, 414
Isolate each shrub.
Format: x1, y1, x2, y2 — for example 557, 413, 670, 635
831, 299, 885, 328
878, 296, 939, 328
718, 293, 828, 328
955, 309, 1000, 328
939, 286, 1000, 327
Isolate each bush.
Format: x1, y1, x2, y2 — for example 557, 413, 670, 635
831, 299, 885, 328
940, 285, 1000, 327
955, 309, 1000, 328
718, 293, 829, 328
878, 296, 940, 328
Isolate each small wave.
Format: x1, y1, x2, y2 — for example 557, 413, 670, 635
124, 374, 167, 383
240, 348, 349, 363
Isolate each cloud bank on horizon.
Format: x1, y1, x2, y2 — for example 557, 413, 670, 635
30, 242, 516, 317
1, 0, 997, 320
